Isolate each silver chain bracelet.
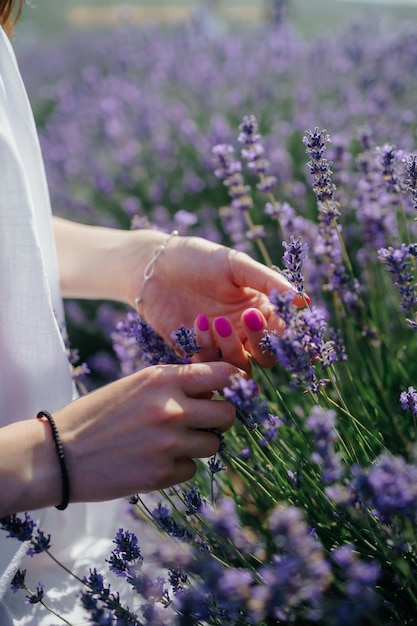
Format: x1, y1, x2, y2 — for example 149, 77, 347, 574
135, 230, 179, 313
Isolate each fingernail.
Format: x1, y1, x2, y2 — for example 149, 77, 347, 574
243, 309, 264, 332
214, 316, 232, 338
197, 314, 209, 332
293, 292, 311, 307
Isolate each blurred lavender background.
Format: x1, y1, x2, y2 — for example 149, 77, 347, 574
12, 0, 417, 386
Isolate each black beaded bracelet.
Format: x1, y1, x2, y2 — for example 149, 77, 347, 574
36, 410, 70, 511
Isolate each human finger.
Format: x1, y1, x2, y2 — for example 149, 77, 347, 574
178, 361, 244, 397
228, 249, 310, 308
142, 458, 197, 492
241, 308, 278, 368
194, 313, 219, 363
212, 316, 251, 374
180, 428, 224, 459
183, 396, 236, 432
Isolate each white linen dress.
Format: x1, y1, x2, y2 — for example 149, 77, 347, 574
0, 26, 126, 625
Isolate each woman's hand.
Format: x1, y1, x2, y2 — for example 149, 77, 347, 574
0, 361, 238, 516
125, 234, 307, 372
53, 219, 307, 372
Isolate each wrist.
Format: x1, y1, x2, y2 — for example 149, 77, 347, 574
53, 217, 169, 305
0, 420, 62, 517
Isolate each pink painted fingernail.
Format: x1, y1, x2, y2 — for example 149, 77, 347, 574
243, 309, 264, 333
197, 314, 210, 332
214, 316, 232, 338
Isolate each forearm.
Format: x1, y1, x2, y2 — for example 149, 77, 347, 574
0, 420, 61, 517
52, 217, 167, 305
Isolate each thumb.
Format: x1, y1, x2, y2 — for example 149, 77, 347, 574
228, 249, 308, 308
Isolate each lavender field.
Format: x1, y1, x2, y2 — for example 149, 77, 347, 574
7, 6, 417, 624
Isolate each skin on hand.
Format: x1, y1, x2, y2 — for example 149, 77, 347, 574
0, 361, 240, 516
123, 235, 307, 371
51, 361, 239, 504
53, 221, 307, 371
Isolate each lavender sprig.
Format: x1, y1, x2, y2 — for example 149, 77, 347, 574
377, 244, 417, 313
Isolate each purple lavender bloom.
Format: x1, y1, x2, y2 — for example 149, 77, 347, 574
107, 529, 143, 578
212, 144, 253, 212
83, 568, 108, 595
332, 544, 380, 623
264, 295, 336, 392
402, 153, 417, 211
246, 224, 266, 241
377, 244, 417, 313
203, 498, 254, 556
222, 374, 269, 431
400, 386, 417, 419
25, 582, 44, 605
27, 530, 51, 556
171, 325, 201, 360
218, 205, 251, 253
268, 288, 297, 324
306, 406, 343, 484
0, 513, 35, 543
375, 144, 401, 193
355, 147, 398, 261
152, 503, 194, 543
251, 505, 330, 622
282, 235, 309, 294
259, 413, 283, 446
116, 312, 183, 366
352, 454, 417, 524
208, 455, 226, 474
182, 487, 203, 516
238, 115, 277, 194
303, 127, 338, 207
80, 592, 114, 626
168, 568, 188, 594
11, 569, 26, 593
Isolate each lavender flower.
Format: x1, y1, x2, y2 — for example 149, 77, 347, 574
80, 591, 114, 626
182, 487, 203, 516
203, 497, 254, 556
306, 406, 343, 483
25, 583, 45, 605
282, 235, 309, 294
207, 456, 226, 474
116, 312, 183, 366
168, 568, 188, 594
0, 513, 35, 542
355, 146, 397, 260
332, 544, 380, 623
238, 115, 268, 174
264, 293, 336, 392
26, 529, 51, 556
11, 569, 26, 593
352, 454, 417, 524
238, 114, 278, 193
222, 374, 269, 431
107, 529, 143, 578
212, 144, 253, 212
82, 568, 139, 625
304, 128, 361, 309
402, 153, 417, 211
251, 505, 330, 622
375, 144, 401, 193
171, 325, 201, 360
303, 127, 338, 207
377, 244, 417, 313
152, 503, 194, 543
400, 386, 417, 419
